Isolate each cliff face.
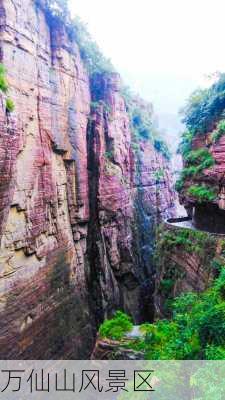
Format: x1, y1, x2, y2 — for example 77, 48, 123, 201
0, 0, 175, 358
154, 223, 223, 316
180, 133, 225, 231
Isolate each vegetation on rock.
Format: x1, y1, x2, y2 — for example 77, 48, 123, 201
187, 185, 217, 203
156, 224, 217, 257
0, 64, 8, 94
212, 119, 225, 143
142, 267, 225, 359
37, 0, 114, 75
99, 311, 133, 340
175, 148, 214, 192
100, 267, 225, 359
153, 225, 217, 311
5, 98, 15, 113
0, 63, 15, 113
181, 73, 225, 135
176, 74, 225, 197
154, 169, 165, 183
122, 86, 171, 159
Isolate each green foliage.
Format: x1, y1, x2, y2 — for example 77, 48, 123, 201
121, 87, 170, 159
131, 142, 140, 152
0, 63, 8, 94
177, 130, 194, 157
36, 1, 113, 75
205, 344, 225, 359
154, 169, 164, 182
5, 98, 15, 113
154, 138, 171, 160
91, 100, 111, 114
37, 0, 77, 41
70, 17, 114, 75
104, 150, 113, 160
159, 278, 175, 295
175, 148, 214, 193
187, 185, 217, 202
0, 64, 15, 112
154, 225, 217, 315
175, 177, 185, 192
181, 73, 225, 135
131, 107, 153, 141
155, 225, 217, 258
121, 268, 225, 360
99, 311, 133, 340
212, 119, 225, 143
184, 148, 214, 167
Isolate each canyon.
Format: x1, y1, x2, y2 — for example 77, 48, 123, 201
0, 0, 176, 358
1, 0, 224, 361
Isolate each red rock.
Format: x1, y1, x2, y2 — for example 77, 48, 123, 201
0, 0, 175, 358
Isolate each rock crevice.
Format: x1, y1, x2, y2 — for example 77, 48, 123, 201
0, 0, 175, 358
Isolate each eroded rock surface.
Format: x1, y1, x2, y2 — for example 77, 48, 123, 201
0, 0, 175, 358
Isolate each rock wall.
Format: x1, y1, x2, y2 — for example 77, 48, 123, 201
179, 132, 225, 228
0, 0, 175, 358
154, 221, 224, 317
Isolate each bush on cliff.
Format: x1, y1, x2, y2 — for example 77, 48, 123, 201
71, 17, 114, 75
175, 148, 214, 192
102, 269, 225, 359
142, 268, 225, 359
37, 1, 114, 75
155, 226, 216, 256
0, 64, 8, 94
131, 107, 153, 141
212, 119, 225, 143
5, 98, 15, 113
122, 87, 171, 160
36, 0, 71, 27
187, 185, 217, 203
154, 138, 171, 160
177, 130, 194, 157
0, 64, 15, 113
99, 311, 133, 340
181, 73, 225, 135
184, 148, 214, 167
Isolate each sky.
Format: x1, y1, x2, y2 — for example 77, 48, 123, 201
69, 0, 225, 138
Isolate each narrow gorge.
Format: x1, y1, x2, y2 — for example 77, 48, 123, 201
0, 0, 224, 361
0, 0, 176, 358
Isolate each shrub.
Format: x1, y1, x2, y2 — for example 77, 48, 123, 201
99, 311, 133, 340
0, 63, 8, 94
154, 138, 171, 160
212, 119, 225, 143
131, 107, 152, 141
175, 177, 185, 192
177, 130, 194, 157
131, 142, 140, 152
6, 98, 15, 113
70, 17, 114, 75
181, 73, 225, 135
155, 225, 216, 256
99, 265, 225, 360
36, 1, 114, 76
104, 150, 113, 160
175, 149, 214, 193
154, 169, 164, 182
37, 0, 73, 35
184, 148, 214, 167
187, 185, 217, 202
159, 278, 175, 295
125, 268, 225, 359
121, 89, 170, 160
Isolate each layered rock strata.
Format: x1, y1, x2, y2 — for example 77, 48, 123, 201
0, 0, 175, 358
